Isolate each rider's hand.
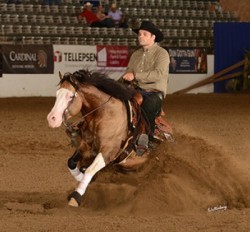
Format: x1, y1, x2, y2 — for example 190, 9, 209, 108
122, 72, 135, 82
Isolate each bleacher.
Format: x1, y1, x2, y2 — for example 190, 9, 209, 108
0, 0, 238, 53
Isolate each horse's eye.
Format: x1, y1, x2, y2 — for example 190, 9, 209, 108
70, 92, 77, 99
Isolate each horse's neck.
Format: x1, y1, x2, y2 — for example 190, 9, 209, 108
80, 86, 110, 112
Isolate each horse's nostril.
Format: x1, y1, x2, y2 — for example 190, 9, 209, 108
48, 115, 55, 122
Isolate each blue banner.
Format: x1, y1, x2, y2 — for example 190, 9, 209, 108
167, 48, 207, 74
214, 22, 250, 92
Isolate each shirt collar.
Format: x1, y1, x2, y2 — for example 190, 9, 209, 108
143, 42, 157, 52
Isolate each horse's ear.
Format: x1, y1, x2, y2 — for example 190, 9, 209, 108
59, 71, 63, 80
70, 75, 74, 83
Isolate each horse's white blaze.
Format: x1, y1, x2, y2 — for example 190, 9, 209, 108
47, 88, 74, 128
76, 153, 106, 196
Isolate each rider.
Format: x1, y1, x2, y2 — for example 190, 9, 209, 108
122, 20, 170, 152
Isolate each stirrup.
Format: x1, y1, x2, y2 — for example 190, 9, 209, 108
136, 133, 149, 156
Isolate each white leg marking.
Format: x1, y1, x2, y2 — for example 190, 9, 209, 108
75, 173, 92, 196
75, 153, 106, 196
68, 167, 84, 182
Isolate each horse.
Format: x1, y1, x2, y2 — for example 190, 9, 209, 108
47, 69, 173, 207
47, 69, 152, 207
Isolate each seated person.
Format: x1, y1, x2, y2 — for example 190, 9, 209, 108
79, 2, 114, 27
108, 3, 128, 28
96, 5, 115, 27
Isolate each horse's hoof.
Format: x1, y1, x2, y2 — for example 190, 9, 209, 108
67, 191, 81, 207
68, 198, 79, 207
118, 151, 149, 171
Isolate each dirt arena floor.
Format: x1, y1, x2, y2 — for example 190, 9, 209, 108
0, 93, 249, 232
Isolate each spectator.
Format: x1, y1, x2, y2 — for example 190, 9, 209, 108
79, 2, 114, 28
96, 5, 115, 27
108, 3, 128, 28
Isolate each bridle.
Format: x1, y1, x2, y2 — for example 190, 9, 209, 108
62, 82, 112, 133
63, 91, 112, 128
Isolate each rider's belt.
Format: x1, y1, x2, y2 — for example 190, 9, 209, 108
137, 87, 163, 100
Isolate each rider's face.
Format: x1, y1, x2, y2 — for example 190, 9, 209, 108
138, 29, 155, 48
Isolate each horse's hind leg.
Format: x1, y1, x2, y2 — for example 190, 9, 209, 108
68, 152, 106, 207
68, 150, 83, 182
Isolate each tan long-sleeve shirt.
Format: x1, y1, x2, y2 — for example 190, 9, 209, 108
125, 43, 170, 97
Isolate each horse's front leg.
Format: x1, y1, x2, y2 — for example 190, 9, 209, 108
67, 150, 84, 182
67, 152, 106, 207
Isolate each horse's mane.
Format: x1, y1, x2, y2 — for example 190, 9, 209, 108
61, 69, 136, 101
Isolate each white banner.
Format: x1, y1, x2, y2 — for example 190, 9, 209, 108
53, 45, 97, 75
53, 45, 125, 80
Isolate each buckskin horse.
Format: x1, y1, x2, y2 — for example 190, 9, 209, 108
47, 69, 172, 207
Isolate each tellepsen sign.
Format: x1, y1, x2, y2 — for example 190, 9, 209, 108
53, 45, 97, 74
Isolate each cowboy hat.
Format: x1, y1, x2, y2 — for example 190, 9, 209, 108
132, 20, 164, 42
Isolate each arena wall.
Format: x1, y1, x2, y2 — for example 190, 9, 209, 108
0, 45, 214, 97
